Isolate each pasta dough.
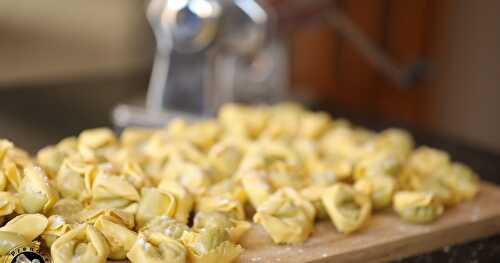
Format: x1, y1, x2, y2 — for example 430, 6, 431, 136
393, 191, 444, 224
321, 183, 372, 234
51, 223, 110, 263
253, 188, 315, 244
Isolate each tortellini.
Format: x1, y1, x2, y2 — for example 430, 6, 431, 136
136, 187, 177, 228
193, 212, 251, 243
253, 188, 315, 244
393, 191, 444, 224
42, 215, 72, 247
141, 215, 189, 240
94, 216, 137, 259
88, 166, 140, 209
321, 184, 372, 234
77, 128, 118, 162
55, 157, 92, 201
0, 102, 483, 261
181, 227, 243, 263
18, 166, 58, 213
127, 232, 187, 263
354, 175, 396, 210
0, 214, 48, 241
158, 180, 193, 224
51, 223, 110, 263
195, 195, 245, 220
0, 191, 23, 220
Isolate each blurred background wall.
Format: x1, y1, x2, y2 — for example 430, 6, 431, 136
0, 0, 499, 153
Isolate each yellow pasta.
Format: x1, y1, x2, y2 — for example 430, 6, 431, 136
253, 187, 315, 244
77, 128, 118, 163
0, 231, 30, 255
354, 175, 396, 210
0, 214, 48, 241
140, 215, 189, 240
127, 232, 187, 263
158, 180, 194, 224
51, 223, 110, 263
41, 215, 72, 247
94, 216, 138, 259
181, 227, 243, 263
0, 102, 483, 262
393, 191, 444, 224
192, 211, 251, 243
136, 187, 177, 228
18, 166, 58, 214
321, 183, 372, 234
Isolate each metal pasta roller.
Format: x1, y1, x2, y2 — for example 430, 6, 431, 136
113, 0, 288, 128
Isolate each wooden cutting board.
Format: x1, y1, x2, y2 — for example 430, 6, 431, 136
111, 182, 500, 263
237, 182, 500, 263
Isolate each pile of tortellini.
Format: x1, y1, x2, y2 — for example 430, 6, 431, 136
0, 103, 480, 263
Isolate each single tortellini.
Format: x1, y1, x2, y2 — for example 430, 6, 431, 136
0, 231, 30, 256
56, 157, 92, 201
374, 128, 414, 160
208, 138, 248, 178
196, 195, 245, 220
0, 214, 48, 241
193, 212, 251, 243
253, 187, 316, 244
1, 159, 23, 192
158, 180, 194, 224
78, 128, 118, 162
127, 232, 187, 263
49, 198, 84, 223
408, 168, 457, 206
136, 187, 177, 228
354, 175, 396, 210
321, 183, 372, 234
36, 146, 65, 178
444, 162, 480, 202
404, 146, 450, 176
393, 191, 444, 224
161, 159, 212, 196
0, 192, 23, 220
354, 151, 401, 180
141, 215, 189, 240
18, 166, 59, 213
94, 216, 138, 260
241, 171, 272, 208
238, 142, 305, 190
89, 166, 140, 209
51, 223, 110, 263
181, 227, 243, 263
41, 215, 72, 247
